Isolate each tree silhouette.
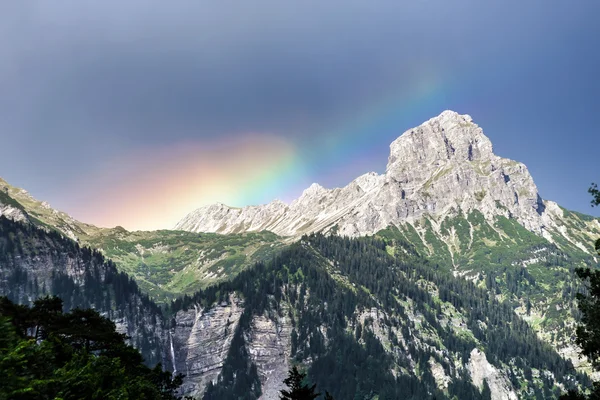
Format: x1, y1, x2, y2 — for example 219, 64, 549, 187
280, 366, 320, 400
559, 185, 600, 399
589, 183, 600, 207
591, 183, 600, 255
0, 296, 186, 400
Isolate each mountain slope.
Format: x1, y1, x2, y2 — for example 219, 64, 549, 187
0, 193, 592, 398
166, 233, 587, 399
84, 228, 283, 302
0, 216, 166, 366
0, 179, 283, 302
0, 177, 101, 240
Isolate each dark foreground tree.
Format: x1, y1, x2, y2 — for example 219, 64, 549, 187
560, 185, 600, 399
0, 296, 186, 400
280, 366, 320, 400
589, 183, 600, 207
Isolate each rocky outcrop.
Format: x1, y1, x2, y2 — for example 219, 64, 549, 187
171, 296, 244, 397
468, 348, 518, 400
175, 111, 569, 244
246, 309, 293, 400
0, 204, 28, 223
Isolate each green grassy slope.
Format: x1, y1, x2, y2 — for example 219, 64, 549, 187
377, 209, 600, 362
83, 228, 283, 301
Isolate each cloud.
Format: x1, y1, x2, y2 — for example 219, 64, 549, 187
1, 1, 599, 223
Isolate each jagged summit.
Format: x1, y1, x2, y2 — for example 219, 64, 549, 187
174, 110, 562, 238
174, 111, 592, 253
300, 183, 327, 197
387, 110, 493, 171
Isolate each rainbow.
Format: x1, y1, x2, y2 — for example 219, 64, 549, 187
67, 68, 464, 230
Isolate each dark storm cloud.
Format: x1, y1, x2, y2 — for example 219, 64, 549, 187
1, 1, 599, 218
0, 1, 527, 142
0, 1, 436, 191
3, 2, 408, 136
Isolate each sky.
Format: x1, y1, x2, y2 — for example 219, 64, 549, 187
1, 1, 599, 230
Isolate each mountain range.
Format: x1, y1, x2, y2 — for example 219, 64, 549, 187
176, 111, 595, 248
1, 110, 599, 399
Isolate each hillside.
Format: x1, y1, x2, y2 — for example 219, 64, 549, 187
0, 214, 593, 398
167, 233, 587, 399
1, 110, 599, 398
84, 228, 283, 302
0, 178, 284, 302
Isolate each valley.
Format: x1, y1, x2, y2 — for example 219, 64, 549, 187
1, 111, 599, 399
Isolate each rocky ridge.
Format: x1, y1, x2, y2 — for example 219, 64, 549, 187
0, 177, 101, 240
176, 110, 594, 255
0, 205, 588, 399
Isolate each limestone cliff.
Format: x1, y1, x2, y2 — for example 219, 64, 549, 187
176, 111, 593, 255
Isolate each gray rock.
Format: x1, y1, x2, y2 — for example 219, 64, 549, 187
172, 295, 244, 397
176, 111, 561, 243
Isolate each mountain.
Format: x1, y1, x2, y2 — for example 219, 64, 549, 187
1, 110, 599, 398
1, 214, 587, 398
167, 233, 586, 399
0, 178, 283, 302
176, 110, 600, 368
176, 110, 599, 252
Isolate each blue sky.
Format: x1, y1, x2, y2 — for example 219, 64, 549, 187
0, 1, 599, 228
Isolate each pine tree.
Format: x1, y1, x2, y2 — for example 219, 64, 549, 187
0, 296, 185, 400
481, 379, 492, 400
559, 185, 600, 399
280, 366, 320, 400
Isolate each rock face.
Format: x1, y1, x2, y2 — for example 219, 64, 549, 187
468, 348, 518, 400
0, 216, 167, 367
0, 203, 28, 223
171, 296, 245, 396
168, 300, 293, 399
246, 308, 293, 400
176, 111, 560, 240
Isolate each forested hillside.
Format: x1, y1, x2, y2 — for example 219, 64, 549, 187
377, 211, 600, 355
0, 202, 594, 398
168, 233, 588, 399
0, 216, 167, 366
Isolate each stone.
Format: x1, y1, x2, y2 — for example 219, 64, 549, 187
175, 111, 566, 245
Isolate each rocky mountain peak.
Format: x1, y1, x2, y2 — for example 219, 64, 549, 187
353, 172, 384, 193
387, 110, 493, 174
175, 111, 583, 246
301, 183, 327, 197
